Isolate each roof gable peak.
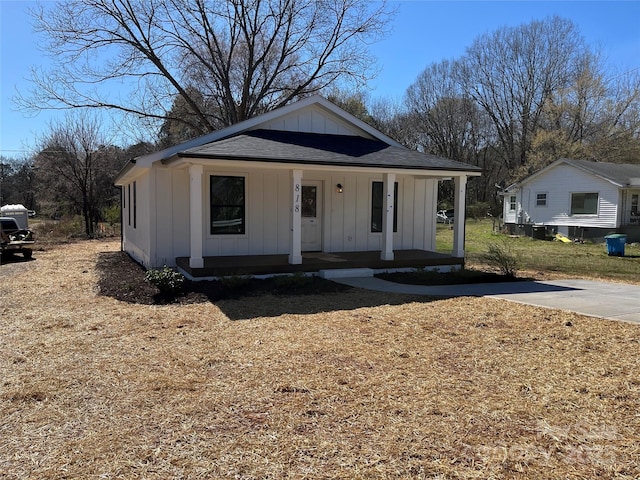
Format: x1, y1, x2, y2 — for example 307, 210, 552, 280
134, 95, 402, 168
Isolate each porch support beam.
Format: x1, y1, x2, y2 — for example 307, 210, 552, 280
452, 175, 467, 258
189, 164, 204, 268
381, 172, 396, 261
289, 169, 303, 264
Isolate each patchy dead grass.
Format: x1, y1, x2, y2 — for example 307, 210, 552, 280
1, 240, 639, 479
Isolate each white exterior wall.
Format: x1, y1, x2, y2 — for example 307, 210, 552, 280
136, 166, 438, 267
122, 172, 152, 267
505, 164, 620, 228
195, 169, 436, 258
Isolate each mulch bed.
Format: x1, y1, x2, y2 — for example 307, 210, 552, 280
96, 251, 351, 304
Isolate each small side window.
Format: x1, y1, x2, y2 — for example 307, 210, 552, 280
536, 193, 547, 207
509, 195, 516, 211
371, 181, 398, 233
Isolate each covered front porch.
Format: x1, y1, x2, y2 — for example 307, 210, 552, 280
177, 249, 463, 278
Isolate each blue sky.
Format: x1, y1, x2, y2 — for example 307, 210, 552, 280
1, 0, 639, 157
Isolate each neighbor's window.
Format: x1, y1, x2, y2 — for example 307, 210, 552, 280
210, 175, 245, 235
536, 193, 547, 207
570, 192, 598, 215
127, 184, 131, 226
509, 195, 517, 211
371, 181, 398, 233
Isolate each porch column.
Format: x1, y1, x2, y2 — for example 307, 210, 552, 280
452, 175, 467, 258
289, 169, 303, 264
189, 164, 204, 268
381, 172, 396, 261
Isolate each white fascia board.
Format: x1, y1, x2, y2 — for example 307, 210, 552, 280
114, 164, 150, 186
167, 157, 478, 177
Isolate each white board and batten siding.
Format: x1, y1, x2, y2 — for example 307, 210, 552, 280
259, 105, 368, 137
202, 169, 436, 258
121, 172, 152, 267
136, 165, 438, 267
506, 163, 620, 228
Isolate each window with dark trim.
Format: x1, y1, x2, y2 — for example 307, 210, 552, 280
570, 192, 598, 215
536, 193, 547, 207
127, 184, 131, 226
133, 181, 137, 228
371, 181, 398, 233
210, 175, 245, 235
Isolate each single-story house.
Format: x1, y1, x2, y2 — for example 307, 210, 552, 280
501, 158, 640, 242
114, 95, 481, 278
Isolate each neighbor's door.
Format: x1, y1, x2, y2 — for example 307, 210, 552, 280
301, 181, 322, 251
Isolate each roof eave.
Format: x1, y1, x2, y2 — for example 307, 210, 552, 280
172, 152, 481, 175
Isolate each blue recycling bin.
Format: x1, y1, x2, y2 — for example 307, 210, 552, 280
605, 234, 627, 256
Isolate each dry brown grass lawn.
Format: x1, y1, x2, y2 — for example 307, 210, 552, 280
1, 240, 639, 479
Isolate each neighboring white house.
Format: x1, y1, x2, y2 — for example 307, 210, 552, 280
114, 95, 481, 276
502, 158, 640, 241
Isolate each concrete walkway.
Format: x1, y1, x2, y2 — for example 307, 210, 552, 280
332, 277, 640, 324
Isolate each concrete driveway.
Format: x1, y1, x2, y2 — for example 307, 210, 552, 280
333, 277, 640, 324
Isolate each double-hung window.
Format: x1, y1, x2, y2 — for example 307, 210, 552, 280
509, 195, 517, 211
210, 175, 245, 235
536, 193, 547, 207
371, 181, 398, 233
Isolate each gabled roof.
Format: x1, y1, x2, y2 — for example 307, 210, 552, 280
115, 95, 481, 184
504, 158, 640, 193
561, 158, 640, 186
176, 129, 480, 172
135, 95, 402, 167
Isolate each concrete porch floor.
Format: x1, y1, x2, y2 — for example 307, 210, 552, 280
176, 249, 463, 278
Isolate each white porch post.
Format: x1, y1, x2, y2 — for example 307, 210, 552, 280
381, 172, 396, 261
289, 169, 303, 264
189, 164, 204, 268
452, 175, 467, 258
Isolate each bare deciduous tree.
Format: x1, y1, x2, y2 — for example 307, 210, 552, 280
458, 16, 587, 170
19, 0, 392, 140
35, 112, 122, 237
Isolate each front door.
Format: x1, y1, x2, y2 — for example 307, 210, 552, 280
301, 181, 322, 251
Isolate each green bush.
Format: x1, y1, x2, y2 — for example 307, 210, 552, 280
103, 204, 121, 226
466, 202, 491, 221
144, 266, 185, 295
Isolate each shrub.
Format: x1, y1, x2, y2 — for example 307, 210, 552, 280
144, 266, 185, 295
103, 204, 121, 226
482, 240, 519, 278
219, 275, 251, 290
466, 202, 491, 221
31, 216, 86, 242
273, 272, 313, 290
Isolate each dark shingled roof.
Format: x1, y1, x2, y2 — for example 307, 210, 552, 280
561, 158, 640, 186
178, 129, 481, 172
